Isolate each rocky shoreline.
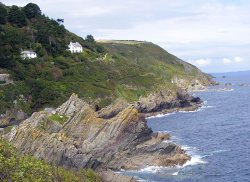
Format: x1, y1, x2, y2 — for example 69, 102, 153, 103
0, 89, 203, 182
98, 89, 203, 119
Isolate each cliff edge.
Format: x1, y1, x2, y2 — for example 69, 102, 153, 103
3, 93, 190, 180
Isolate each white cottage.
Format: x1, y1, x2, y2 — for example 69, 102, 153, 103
20, 50, 37, 59
68, 42, 83, 53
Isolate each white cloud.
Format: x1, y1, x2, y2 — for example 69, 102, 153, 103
234, 56, 243, 63
222, 57, 244, 64
195, 58, 211, 67
222, 58, 232, 64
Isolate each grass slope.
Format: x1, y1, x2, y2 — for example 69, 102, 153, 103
0, 137, 100, 182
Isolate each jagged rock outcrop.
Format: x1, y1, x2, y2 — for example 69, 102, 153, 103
0, 108, 27, 128
3, 93, 190, 174
97, 98, 129, 119
96, 89, 203, 120
137, 89, 202, 116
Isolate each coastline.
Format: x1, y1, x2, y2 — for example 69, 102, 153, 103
1, 87, 212, 182
144, 102, 203, 119
118, 95, 208, 181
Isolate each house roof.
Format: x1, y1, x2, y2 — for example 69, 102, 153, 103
69, 42, 82, 48
21, 50, 36, 54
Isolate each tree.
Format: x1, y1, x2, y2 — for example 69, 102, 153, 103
85, 34, 95, 42
23, 3, 41, 19
8, 5, 27, 27
56, 18, 64, 24
0, 3, 7, 24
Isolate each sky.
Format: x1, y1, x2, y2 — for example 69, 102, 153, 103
2, 0, 250, 73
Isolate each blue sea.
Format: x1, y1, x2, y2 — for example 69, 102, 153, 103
123, 71, 250, 182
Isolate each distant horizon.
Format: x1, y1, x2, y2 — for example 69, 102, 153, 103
2, 0, 250, 73
209, 69, 250, 74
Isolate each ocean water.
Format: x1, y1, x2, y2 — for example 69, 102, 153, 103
122, 71, 250, 182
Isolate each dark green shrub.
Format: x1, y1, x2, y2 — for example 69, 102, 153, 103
0, 3, 7, 24
8, 5, 27, 27
23, 3, 41, 19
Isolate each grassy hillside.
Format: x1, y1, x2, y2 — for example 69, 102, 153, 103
0, 3, 211, 116
0, 137, 100, 182
98, 40, 212, 88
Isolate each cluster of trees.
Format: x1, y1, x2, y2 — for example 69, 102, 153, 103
0, 2, 107, 114
0, 3, 41, 27
0, 2, 104, 56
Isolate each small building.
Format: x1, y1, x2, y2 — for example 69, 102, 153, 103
20, 50, 37, 59
67, 42, 83, 53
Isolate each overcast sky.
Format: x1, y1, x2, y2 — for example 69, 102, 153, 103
2, 0, 250, 73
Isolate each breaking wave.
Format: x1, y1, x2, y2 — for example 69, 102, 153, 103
147, 112, 175, 119
183, 155, 207, 167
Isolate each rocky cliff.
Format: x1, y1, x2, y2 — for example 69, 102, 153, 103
3, 93, 190, 180
97, 89, 203, 119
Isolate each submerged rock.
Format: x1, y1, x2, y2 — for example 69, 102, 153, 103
3, 93, 190, 173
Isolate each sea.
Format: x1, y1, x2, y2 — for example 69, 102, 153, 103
122, 71, 250, 182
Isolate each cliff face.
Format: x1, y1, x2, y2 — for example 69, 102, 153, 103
137, 89, 202, 114
97, 89, 203, 119
3, 93, 189, 171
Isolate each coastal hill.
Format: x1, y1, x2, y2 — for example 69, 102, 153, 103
0, 2, 214, 182
0, 2, 212, 126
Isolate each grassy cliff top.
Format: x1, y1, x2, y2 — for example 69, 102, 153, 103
97, 40, 148, 45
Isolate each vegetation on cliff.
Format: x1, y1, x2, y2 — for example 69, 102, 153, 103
0, 3, 212, 116
0, 2, 104, 114
0, 137, 100, 182
0, 3, 215, 181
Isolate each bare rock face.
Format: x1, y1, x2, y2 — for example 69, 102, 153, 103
137, 89, 202, 115
0, 108, 27, 128
97, 168, 137, 182
97, 98, 129, 119
3, 93, 190, 173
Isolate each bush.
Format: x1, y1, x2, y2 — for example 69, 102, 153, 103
48, 114, 68, 125
82, 169, 100, 182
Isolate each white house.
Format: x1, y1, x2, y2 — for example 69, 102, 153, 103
20, 50, 37, 59
67, 42, 83, 53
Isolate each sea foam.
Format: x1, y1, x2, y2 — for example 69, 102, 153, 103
138, 166, 164, 173
147, 112, 175, 119
172, 171, 179, 176
182, 155, 207, 167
